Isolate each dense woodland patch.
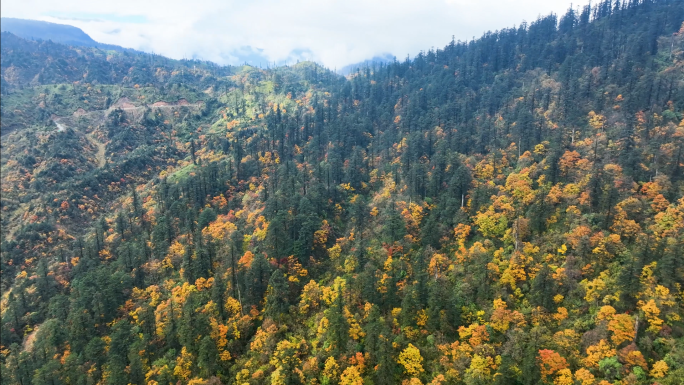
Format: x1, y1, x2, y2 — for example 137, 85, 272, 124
1, 1, 684, 384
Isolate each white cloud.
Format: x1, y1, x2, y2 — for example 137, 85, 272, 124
1, 0, 587, 68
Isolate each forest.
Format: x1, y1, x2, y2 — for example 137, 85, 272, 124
1, 0, 684, 384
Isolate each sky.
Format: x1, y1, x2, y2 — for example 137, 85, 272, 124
1, 0, 587, 69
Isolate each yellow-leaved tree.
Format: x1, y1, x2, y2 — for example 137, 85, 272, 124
398, 344, 424, 377
340, 366, 363, 385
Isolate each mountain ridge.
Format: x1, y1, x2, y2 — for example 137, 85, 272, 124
1, 17, 142, 53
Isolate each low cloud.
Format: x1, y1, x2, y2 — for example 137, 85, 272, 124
1, 0, 587, 68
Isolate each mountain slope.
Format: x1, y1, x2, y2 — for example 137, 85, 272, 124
1, 18, 138, 53
0, 30, 234, 133
1, 18, 98, 46
338, 53, 395, 75
1, 1, 683, 385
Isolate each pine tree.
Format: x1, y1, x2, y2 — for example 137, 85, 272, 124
265, 269, 289, 320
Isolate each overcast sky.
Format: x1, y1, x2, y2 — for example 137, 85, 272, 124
2, 0, 587, 68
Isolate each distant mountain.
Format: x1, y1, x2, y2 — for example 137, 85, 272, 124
338, 53, 395, 75
0, 18, 137, 52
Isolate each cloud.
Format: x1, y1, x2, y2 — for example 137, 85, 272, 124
1, 0, 587, 68
44, 12, 148, 23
